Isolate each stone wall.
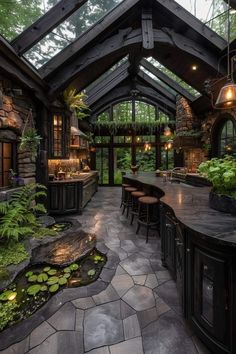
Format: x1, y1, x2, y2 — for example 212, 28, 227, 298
176, 95, 200, 134
0, 76, 37, 185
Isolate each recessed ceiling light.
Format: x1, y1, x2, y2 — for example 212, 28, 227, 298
192, 65, 198, 71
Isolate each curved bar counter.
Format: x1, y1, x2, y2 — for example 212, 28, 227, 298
123, 172, 236, 354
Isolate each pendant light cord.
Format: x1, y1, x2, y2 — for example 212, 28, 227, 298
227, 0, 231, 80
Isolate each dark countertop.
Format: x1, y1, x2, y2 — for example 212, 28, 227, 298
124, 173, 236, 247
48, 171, 98, 184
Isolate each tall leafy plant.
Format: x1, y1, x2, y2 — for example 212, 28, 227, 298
0, 183, 54, 243
198, 156, 236, 198
63, 88, 90, 120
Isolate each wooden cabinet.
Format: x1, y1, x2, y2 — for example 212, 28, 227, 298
186, 234, 232, 354
161, 206, 234, 354
48, 173, 98, 215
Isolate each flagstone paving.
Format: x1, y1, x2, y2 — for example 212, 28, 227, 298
0, 187, 211, 354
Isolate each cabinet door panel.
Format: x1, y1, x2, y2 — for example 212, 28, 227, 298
192, 246, 230, 347
64, 184, 77, 212
49, 185, 63, 211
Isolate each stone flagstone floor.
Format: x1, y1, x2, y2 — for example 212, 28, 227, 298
1, 187, 211, 354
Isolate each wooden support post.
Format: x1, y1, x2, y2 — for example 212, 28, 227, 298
142, 9, 154, 50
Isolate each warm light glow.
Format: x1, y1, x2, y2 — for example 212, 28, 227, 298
215, 81, 236, 108
144, 142, 151, 152
164, 126, 171, 136
7, 292, 17, 301
191, 65, 197, 71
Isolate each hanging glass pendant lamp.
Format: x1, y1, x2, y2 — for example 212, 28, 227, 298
215, 0, 236, 108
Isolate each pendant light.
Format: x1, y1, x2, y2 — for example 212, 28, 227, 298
215, 0, 236, 108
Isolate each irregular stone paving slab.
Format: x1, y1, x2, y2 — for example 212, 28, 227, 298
108, 246, 128, 260
86, 346, 110, 354
47, 302, 76, 331
155, 280, 182, 315
145, 274, 159, 289
120, 254, 153, 276
109, 337, 144, 354
122, 285, 155, 311
99, 267, 116, 282
0, 337, 29, 354
111, 274, 134, 297
72, 297, 96, 310
92, 284, 119, 305
75, 309, 84, 332
155, 295, 171, 317
137, 307, 158, 329
115, 265, 127, 275
133, 275, 147, 285
28, 331, 83, 354
121, 300, 136, 319
155, 270, 172, 283
84, 300, 123, 352
123, 314, 141, 340
142, 310, 198, 354
30, 321, 55, 349
120, 240, 139, 253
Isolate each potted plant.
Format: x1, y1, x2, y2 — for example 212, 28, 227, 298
198, 156, 236, 214
19, 128, 41, 157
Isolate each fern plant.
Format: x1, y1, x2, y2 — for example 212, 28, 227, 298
0, 183, 56, 243
63, 88, 90, 120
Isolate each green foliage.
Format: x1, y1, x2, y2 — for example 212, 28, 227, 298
58, 277, 68, 285
47, 269, 57, 276
63, 88, 90, 120
0, 243, 28, 267
47, 276, 59, 286
27, 284, 41, 296
0, 290, 15, 301
0, 301, 19, 331
63, 267, 71, 273
19, 128, 42, 157
69, 263, 79, 271
0, 267, 10, 281
87, 269, 96, 277
198, 156, 236, 198
49, 284, 59, 293
0, 183, 52, 243
28, 275, 38, 283
37, 273, 48, 283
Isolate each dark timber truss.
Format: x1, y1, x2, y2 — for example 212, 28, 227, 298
0, 0, 235, 114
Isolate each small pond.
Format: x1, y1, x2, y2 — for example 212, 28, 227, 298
0, 228, 106, 332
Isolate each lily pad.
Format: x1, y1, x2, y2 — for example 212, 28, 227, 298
69, 263, 79, 271
87, 269, 96, 277
28, 275, 38, 283
27, 284, 41, 296
43, 266, 51, 272
0, 290, 15, 301
40, 285, 48, 292
47, 269, 57, 276
58, 277, 67, 285
63, 273, 71, 279
63, 267, 71, 273
49, 284, 59, 293
47, 276, 59, 285
25, 271, 33, 278
37, 273, 48, 283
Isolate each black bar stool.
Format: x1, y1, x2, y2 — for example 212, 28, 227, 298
130, 191, 146, 225
136, 196, 160, 243
123, 187, 138, 217
120, 183, 131, 208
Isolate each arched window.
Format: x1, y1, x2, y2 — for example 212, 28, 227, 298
218, 119, 236, 157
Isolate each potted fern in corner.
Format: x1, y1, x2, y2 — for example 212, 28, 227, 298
198, 156, 236, 214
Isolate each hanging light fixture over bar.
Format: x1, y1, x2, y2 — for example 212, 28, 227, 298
215, 0, 236, 109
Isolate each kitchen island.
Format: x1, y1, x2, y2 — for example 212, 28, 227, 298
48, 171, 98, 215
123, 172, 236, 354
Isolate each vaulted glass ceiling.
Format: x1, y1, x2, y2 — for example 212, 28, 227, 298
146, 58, 201, 98
23, 0, 124, 68
0, 0, 61, 41
175, 0, 236, 41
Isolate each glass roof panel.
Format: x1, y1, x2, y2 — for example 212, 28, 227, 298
0, 0, 61, 41
174, 0, 236, 41
146, 57, 201, 98
24, 0, 124, 68
140, 65, 177, 96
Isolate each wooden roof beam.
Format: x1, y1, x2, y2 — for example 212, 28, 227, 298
154, 0, 226, 50
12, 0, 89, 55
140, 58, 195, 101
138, 70, 176, 104
86, 61, 130, 106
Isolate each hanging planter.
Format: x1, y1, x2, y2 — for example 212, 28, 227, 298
19, 110, 41, 157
